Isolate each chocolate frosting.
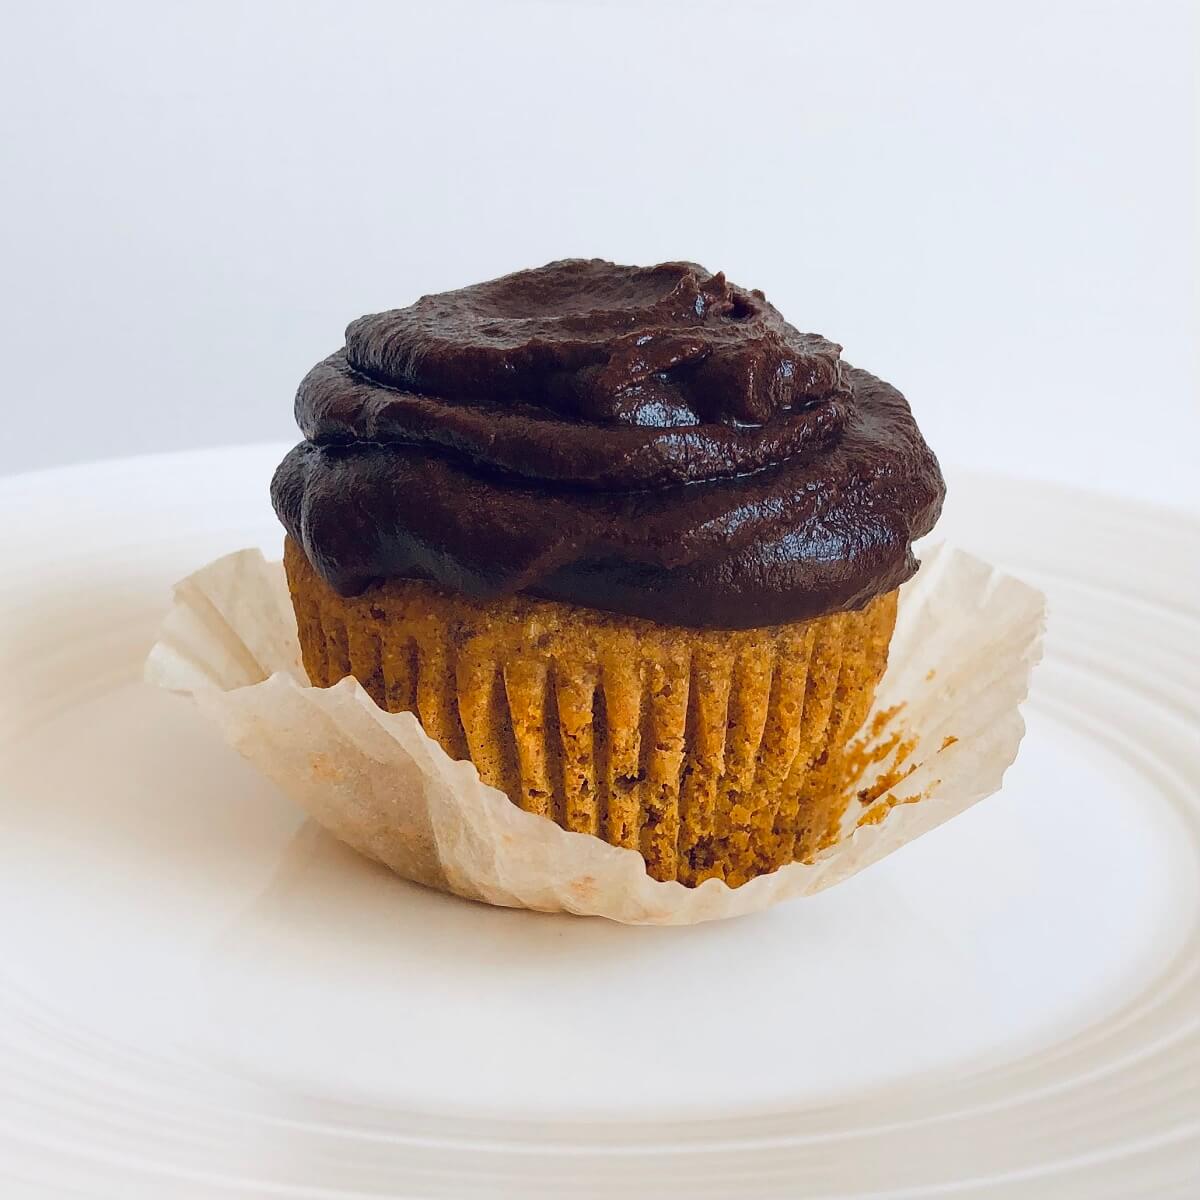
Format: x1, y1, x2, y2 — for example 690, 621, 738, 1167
272, 260, 945, 630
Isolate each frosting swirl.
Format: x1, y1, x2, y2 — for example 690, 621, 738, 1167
272, 259, 945, 629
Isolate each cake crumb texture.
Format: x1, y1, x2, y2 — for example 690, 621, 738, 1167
285, 537, 897, 887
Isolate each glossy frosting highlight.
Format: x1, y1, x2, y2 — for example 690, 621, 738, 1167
273, 259, 945, 629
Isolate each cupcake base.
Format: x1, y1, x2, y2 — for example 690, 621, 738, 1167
284, 538, 897, 887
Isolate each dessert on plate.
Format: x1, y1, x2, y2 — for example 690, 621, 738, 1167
271, 260, 945, 887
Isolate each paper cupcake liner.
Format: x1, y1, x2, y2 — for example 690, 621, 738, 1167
144, 543, 1044, 925
283, 537, 898, 886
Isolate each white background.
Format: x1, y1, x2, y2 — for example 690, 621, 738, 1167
1, 0, 1196, 507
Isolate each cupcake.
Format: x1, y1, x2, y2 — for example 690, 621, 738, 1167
271, 260, 944, 887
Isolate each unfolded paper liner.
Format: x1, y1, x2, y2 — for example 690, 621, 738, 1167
144, 544, 1045, 925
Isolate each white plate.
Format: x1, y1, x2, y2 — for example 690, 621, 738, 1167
1, 445, 1197, 1199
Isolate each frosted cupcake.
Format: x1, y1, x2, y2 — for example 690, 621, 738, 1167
271, 260, 944, 887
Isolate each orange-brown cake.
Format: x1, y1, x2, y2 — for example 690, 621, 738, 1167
272, 260, 944, 886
